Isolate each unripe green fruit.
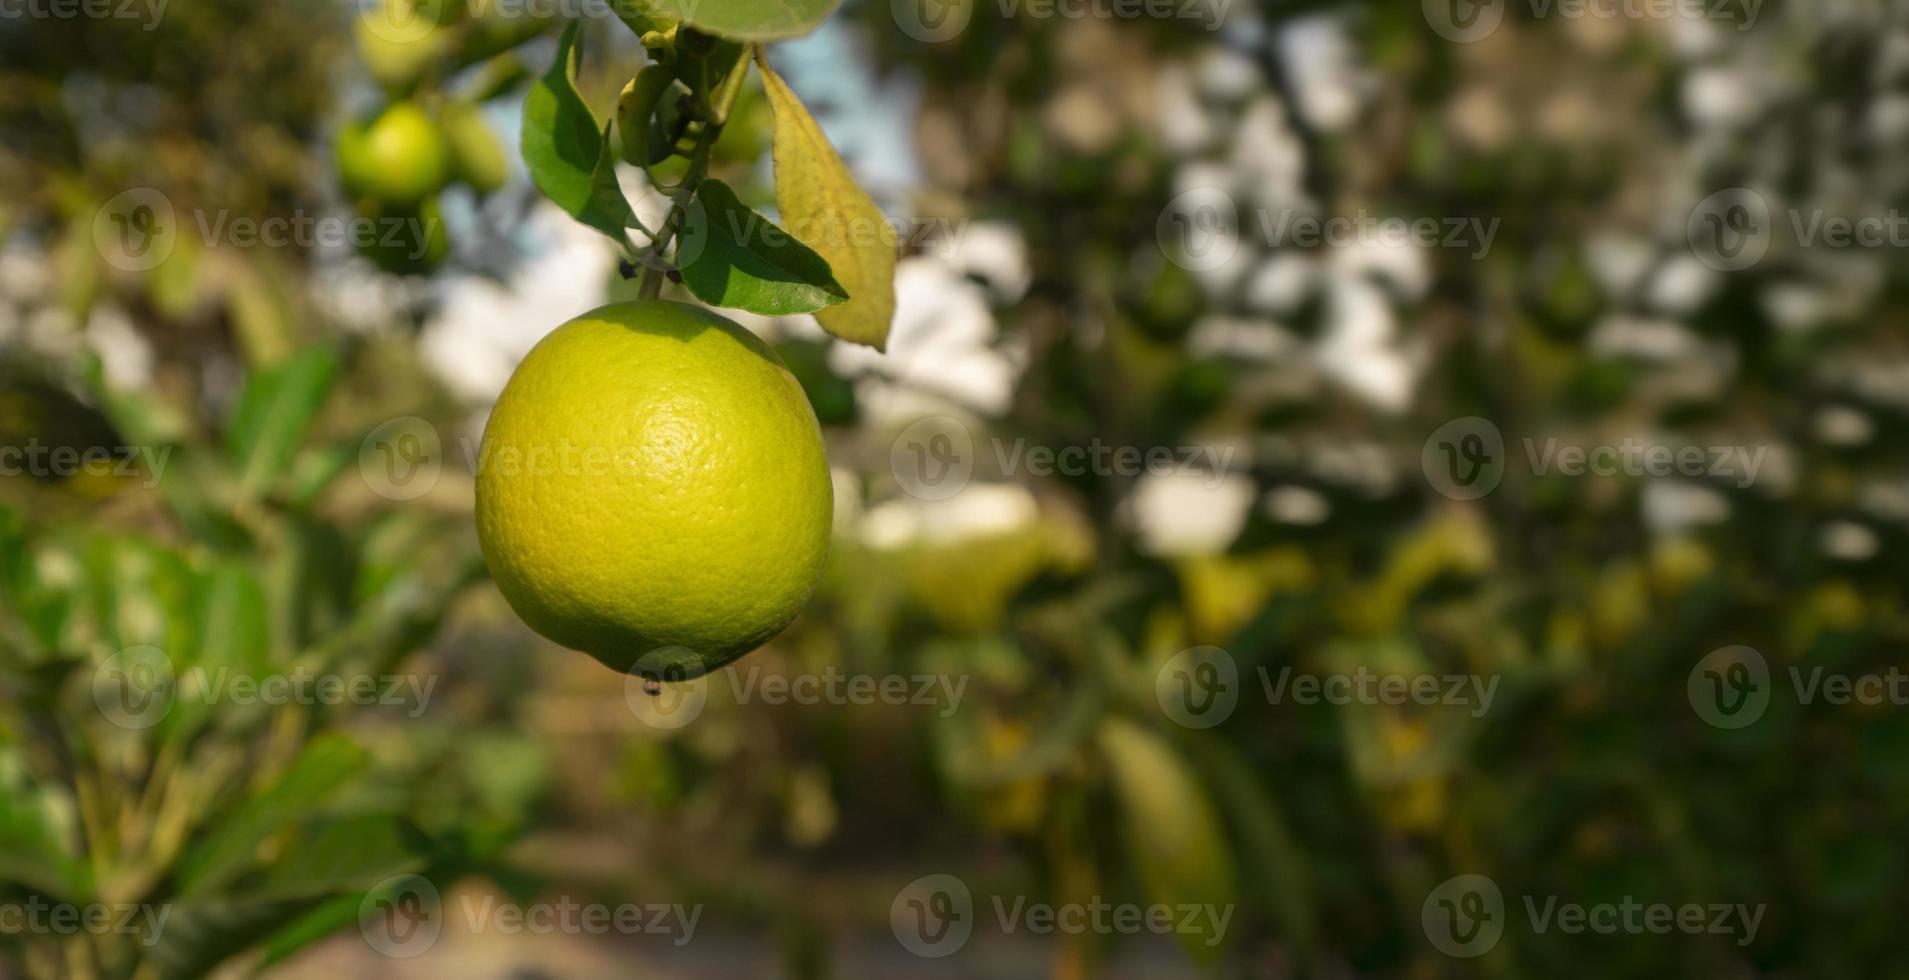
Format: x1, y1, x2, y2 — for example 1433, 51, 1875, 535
616, 65, 684, 167
352, 8, 448, 95
355, 196, 449, 276
440, 101, 508, 195
337, 102, 452, 207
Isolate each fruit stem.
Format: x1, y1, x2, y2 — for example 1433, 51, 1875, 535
636, 47, 754, 300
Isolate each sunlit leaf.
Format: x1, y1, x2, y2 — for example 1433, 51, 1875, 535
226, 346, 337, 499
614, 0, 840, 41
521, 20, 635, 244
759, 57, 895, 349
679, 177, 848, 315
176, 733, 370, 898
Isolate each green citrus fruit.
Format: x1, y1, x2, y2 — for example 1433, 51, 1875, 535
353, 196, 448, 275
475, 300, 833, 680
439, 101, 508, 195
337, 101, 451, 206
352, 2, 449, 95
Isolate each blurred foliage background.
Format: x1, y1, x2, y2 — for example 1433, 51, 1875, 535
2, 0, 1907, 977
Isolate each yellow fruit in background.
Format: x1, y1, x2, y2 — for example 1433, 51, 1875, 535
475, 301, 832, 680
337, 101, 451, 206
974, 717, 1046, 834
1178, 545, 1314, 643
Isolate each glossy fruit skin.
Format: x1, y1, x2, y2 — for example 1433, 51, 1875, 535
475, 301, 833, 680
337, 102, 451, 206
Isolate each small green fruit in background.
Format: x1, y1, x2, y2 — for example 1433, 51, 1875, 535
352, 0, 450, 95
337, 101, 452, 207
354, 196, 448, 275
440, 101, 509, 195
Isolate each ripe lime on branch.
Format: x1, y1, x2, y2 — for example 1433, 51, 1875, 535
475, 3, 894, 686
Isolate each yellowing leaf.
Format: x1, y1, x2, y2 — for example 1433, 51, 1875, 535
758, 55, 895, 351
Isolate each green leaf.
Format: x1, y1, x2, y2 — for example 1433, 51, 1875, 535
176, 733, 370, 898
148, 897, 320, 980
0, 754, 89, 900
522, 20, 636, 243
1097, 719, 1238, 963
226, 346, 337, 499
615, 0, 840, 41
678, 177, 848, 316
759, 57, 896, 350
162, 560, 271, 746
1187, 734, 1318, 952
243, 814, 425, 903
256, 893, 367, 968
